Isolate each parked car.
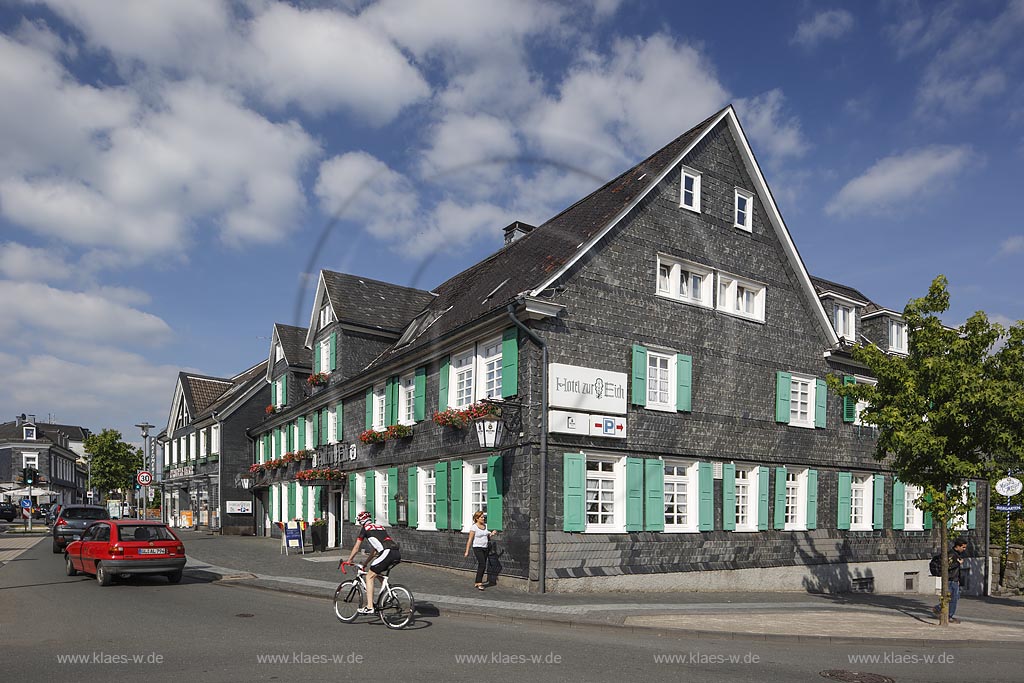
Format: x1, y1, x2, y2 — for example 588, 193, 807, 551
64, 520, 186, 585
46, 503, 62, 525
0, 502, 16, 522
52, 505, 110, 553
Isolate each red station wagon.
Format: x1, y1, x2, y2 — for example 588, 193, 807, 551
64, 520, 187, 586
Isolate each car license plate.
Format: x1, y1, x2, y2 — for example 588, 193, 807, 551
139, 548, 167, 554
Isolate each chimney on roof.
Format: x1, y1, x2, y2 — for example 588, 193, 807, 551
27, 414, 35, 424
503, 221, 536, 245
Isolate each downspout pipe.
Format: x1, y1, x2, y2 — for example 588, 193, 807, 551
507, 303, 548, 593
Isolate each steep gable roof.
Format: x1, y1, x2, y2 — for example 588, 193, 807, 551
811, 276, 870, 306
184, 374, 232, 415
267, 323, 312, 380
195, 360, 269, 421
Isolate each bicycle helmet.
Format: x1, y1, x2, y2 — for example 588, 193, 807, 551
356, 510, 371, 524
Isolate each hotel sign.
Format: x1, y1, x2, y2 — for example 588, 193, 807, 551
548, 363, 627, 415
169, 464, 193, 479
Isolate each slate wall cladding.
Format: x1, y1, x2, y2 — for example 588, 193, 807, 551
340, 329, 394, 382
218, 386, 270, 534
861, 315, 890, 351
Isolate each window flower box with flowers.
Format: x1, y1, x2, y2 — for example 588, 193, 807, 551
359, 429, 386, 445
433, 401, 499, 430
385, 424, 413, 440
296, 467, 344, 486
249, 463, 267, 475
307, 372, 330, 388
265, 404, 278, 416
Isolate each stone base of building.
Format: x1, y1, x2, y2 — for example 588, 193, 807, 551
544, 559, 985, 596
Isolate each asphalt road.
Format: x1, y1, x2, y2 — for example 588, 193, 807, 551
1, 536, 1022, 683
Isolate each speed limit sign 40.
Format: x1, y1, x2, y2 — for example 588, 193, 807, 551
137, 470, 153, 486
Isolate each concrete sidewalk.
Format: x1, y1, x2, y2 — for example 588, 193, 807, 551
177, 530, 1024, 645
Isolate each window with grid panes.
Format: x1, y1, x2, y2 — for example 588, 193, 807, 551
377, 471, 388, 525
468, 462, 488, 527
399, 373, 415, 424
586, 460, 616, 527
851, 474, 872, 530
789, 375, 814, 427
422, 468, 436, 527
646, 351, 673, 409
889, 319, 907, 354
319, 339, 330, 374
680, 166, 701, 212
664, 463, 693, 529
735, 468, 751, 528
479, 338, 502, 399
905, 484, 923, 530
373, 384, 386, 430
452, 349, 475, 408
784, 472, 799, 526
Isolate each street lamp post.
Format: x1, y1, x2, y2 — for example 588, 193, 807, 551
135, 422, 155, 521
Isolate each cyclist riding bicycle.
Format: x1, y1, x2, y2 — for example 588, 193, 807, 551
344, 510, 401, 614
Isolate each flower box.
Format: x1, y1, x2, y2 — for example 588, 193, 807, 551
359, 429, 386, 445
307, 372, 330, 388
208, 453, 219, 462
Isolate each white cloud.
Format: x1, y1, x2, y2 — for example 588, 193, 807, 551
315, 152, 419, 240
792, 9, 855, 48
916, 69, 1007, 117
419, 113, 519, 190
825, 145, 976, 217
0, 242, 70, 282
999, 235, 1024, 257
0, 280, 172, 347
734, 89, 808, 162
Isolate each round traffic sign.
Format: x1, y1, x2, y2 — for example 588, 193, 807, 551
136, 470, 153, 486
19, 498, 31, 509
996, 477, 1023, 497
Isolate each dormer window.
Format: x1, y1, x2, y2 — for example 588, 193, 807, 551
888, 319, 907, 354
23, 426, 36, 440
833, 303, 855, 341
680, 166, 701, 212
319, 303, 335, 330
275, 344, 284, 362
734, 188, 753, 232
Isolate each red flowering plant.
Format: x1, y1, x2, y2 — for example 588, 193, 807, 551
282, 450, 311, 464
307, 372, 329, 387
296, 467, 344, 482
385, 423, 413, 439
311, 517, 327, 527
249, 463, 266, 475
267, 457, 286, 470
432, 407, 469, 429
265, 404, 277, 415
359, 429, 386, 444
462, 401, 500, 420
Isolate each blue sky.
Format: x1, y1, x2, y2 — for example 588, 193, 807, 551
1, 0, 1022, 445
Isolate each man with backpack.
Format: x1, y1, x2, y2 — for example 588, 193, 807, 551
931, 539, 968, 623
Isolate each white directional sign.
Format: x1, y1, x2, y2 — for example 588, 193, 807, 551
136, 470, 153, 486
996, 477, 1023, 497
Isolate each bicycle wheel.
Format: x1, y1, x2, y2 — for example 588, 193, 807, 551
334, 580, 364, 623
377, 584, 415, 629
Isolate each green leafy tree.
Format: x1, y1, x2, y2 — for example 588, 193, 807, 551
85, 429, 143, 500
829, 276, 1020, 625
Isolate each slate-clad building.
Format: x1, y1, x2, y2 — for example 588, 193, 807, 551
243, 105, 985, 593
0, 416, 89, 506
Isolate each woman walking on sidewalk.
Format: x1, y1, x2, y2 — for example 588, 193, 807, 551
464, 511, 497, 590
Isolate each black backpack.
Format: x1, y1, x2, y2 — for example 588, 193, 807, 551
929, 554, 943, 577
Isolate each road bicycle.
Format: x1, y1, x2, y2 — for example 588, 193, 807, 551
334, 560, 415, 629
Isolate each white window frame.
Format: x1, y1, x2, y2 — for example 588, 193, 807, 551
950, 484, 970, 531
451, 347, 475, 409
663, 460, 699, 533
375, 469, 389, 525
22, 452, 39, 469
305, 417, 314, 450
888, 319, 907, 354
478, 336, 503, 400
853, 375, 877, 426
274, 376, 285, 408
188, 433, 196, 461
584, 455, 625, 533
172, 439, 178, 465
734, 187, 753, 232
716, 271, 765, 322
319, 338, 331, 374
783, 468, 808, 531
199, 430, 208, 457
833, 303, 855, 341
904, 483, 924, 531
319, 303, 335, 330
327, 406, 337, 444
462, 459, 489, 532
399, 373, 416, 425
655, 255, 713, 309
645, 349, 676, 412
733, 465, 761, 532
788, 373, 816, 429
418, 466, 437, 531
680, 165, 701, 212
372, 383, 387, 431
850, 474, 874, 531
353, 472, 366, 523
23, 426, 36, 440
275, 344, 284, 362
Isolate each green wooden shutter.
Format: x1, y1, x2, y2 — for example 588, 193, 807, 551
311, 411, 320, 447
274, 428, 282, 457
450, 460, 463, 531
387, 468, 398, 525
837, 472, 852, 530
631, 344, 647, 406
288, 482, 296, 521
625, 457, 644, 532
563, 453, 585, 532
271, 379, 277, 407
336, 402, 344, 440
873, 474, 885, 530
644, 458, 665, 532
722, 463, 736, 531
329, 332, 337, 371
313, 342, 321, 374
807, 469, 818, 530
365, 471, 375, 522
347, 474, 356, 523
407, 468, 418, 528
968, 481, 977, 530
487, 455, 503, 531
414, 366, 426, 421
698, 462, 714, 531
435, 462, 449, 530
385, 377, 395, 427
775, 371, 791, 422
892, 480, 905, 530
286, 421, 294, 452
501, 326, 518, 398
773, 467, 787, 530
438, 355, 450, 411
814, 378, 827, 428
676, 354, 692, 412
365, 388, 373, 429
923, 490, 933, 530
320, 408, 329, 445
758, 467, 770, 531
842, 376, 856, 423
297, 416, 306, 451
281, 374, 287, 406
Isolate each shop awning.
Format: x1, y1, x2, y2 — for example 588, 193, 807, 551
2, 487, 59, 498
